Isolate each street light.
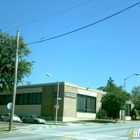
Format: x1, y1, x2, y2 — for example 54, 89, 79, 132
124, 73, 139, 91
46, 73, 59, 124
123, 73, 139, 122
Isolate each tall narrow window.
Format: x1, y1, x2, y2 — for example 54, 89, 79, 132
125, 104, 131, 116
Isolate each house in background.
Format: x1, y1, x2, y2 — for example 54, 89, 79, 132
0, 82, 106, 121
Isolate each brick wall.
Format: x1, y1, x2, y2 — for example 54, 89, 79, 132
63, 85, 77, 118
41, 84, 64, 120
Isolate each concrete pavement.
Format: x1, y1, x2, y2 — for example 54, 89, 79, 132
0, 120, 140, 134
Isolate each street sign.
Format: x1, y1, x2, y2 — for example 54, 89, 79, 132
55, 104, 59, 109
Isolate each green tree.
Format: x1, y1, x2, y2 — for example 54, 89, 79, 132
107, 77, 114, 86
0, 30, 34, 92
131, 86, 140, 110
101, 77, 130, 121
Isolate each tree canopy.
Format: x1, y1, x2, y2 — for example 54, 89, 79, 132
101, 77, 130, 118
0, 30, 34, 92
131, 86, 140, 110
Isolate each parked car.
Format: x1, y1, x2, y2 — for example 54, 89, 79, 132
1, 113, 21, 122
21, 114, 46, 124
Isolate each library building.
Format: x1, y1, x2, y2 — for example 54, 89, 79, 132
0, 82, 115, 121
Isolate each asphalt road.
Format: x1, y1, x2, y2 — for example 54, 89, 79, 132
0, 121, 140, 140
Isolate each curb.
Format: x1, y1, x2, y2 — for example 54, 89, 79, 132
1, 121, 140, 134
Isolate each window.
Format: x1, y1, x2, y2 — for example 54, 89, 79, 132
125, 104, 131, 116
23, 94, 28, 104
77, 94, 96, 113
29, 93, 33, 104
32, 93, 37, 104
36, 93, 42, 104
19, 94, 24, 104
0, 93, 42, 105
0, 94, 12, 105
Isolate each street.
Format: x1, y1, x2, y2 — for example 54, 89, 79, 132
0, 122, 140, 140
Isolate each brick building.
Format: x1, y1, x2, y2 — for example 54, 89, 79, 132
0, 82, 106, 121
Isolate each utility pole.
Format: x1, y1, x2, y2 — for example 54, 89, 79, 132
9, 28, 20, 131
26, 81, 32, 85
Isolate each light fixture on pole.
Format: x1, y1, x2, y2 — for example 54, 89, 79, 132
123, 73, 139, 123
124, 73, 139, 91
46, 73, 59, 125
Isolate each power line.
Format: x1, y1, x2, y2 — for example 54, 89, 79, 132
39, 0, 128, 40
5, 0, 92, 33
20, 0, 92, 26
6, 0, 126, 35
26, 2, 140, 46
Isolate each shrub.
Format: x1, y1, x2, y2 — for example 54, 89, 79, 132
131, 108, 139, 117
136, 110, 140, 116
97, 109, 107, 119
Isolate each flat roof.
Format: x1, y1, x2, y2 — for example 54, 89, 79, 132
17, 82, 106, 94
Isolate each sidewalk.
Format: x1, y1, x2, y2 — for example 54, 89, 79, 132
117, 120, 140, 123
44, 120, 140, 126
0, 123, 37, 134
0, 120, 140, 134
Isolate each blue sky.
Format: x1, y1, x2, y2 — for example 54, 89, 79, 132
1, 0, 140, 93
